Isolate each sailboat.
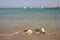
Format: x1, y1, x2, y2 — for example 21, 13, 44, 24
24, 7, 26, 9
31, 7, 32, 9
41, 7, 44, 9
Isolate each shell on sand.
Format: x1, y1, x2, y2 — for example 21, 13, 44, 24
24, 29, 33, 35
42, 28, 45, 32
41, 28, 45, 34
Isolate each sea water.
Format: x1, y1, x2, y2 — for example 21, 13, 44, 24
0, 8, 60, 21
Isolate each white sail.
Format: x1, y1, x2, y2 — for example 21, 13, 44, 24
31, 7, 32, 9
24, 7, 26, 9
41, 7, 44, 8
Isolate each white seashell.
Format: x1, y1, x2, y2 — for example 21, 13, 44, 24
25, 29, 33, 35
42, 28, 45, 33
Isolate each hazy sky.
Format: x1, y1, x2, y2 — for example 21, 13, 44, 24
0, 0, 60, 8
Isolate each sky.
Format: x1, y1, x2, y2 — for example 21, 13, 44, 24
0, 0, 60, 8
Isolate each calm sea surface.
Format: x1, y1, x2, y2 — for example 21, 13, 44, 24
0, 8, 60, 22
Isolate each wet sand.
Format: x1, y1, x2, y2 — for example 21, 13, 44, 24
0, 21, 60, 40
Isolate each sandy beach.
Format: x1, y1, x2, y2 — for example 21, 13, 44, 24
0, 21, 60, 40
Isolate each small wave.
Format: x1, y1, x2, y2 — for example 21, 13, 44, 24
0, 31, 19, 36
